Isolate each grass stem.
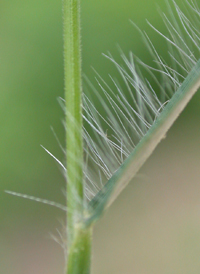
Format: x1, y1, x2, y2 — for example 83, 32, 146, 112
63, 0, 92, 272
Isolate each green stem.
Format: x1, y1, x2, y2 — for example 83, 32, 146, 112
63, 0, 92, 272
63, 0, 83, 243
67, 225, 93, 274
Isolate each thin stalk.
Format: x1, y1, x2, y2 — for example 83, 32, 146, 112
67, 225, 93, 274
63, 0, 83, 245
63, 0, 92, 273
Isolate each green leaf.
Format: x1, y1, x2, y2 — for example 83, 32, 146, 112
86, 59, 200, 226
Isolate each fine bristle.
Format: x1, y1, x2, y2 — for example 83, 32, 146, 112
6, 0, 200, 218
82, 0, 200, 206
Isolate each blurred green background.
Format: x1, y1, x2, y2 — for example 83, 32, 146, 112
1, 0, 200, 273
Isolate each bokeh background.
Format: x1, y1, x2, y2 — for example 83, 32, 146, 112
1, 0, 200, 273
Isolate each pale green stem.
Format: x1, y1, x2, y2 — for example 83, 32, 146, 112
67, 225, 93, 274
63, 0, 83, 246
63, 0, 92, 273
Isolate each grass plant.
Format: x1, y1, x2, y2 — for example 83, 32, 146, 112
63, 0, 200, 272
6, 0, 200, 273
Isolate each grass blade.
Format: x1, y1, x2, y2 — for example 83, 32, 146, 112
86, 58, 200, 226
